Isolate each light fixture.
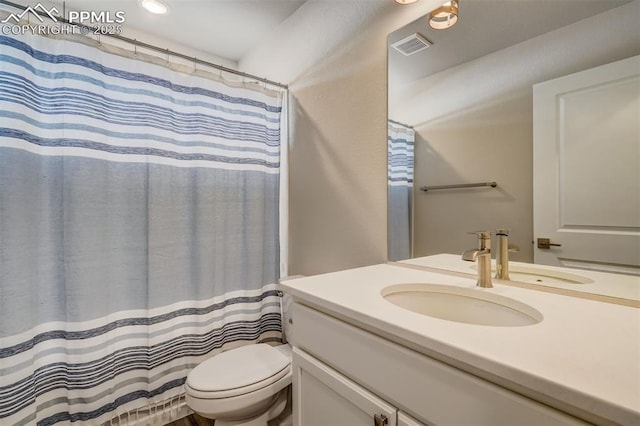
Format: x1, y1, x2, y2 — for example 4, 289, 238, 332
395, 0, 419, 4
428, 0, 458, 29
141, 0, 168, 15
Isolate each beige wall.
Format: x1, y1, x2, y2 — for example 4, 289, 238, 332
284, 17, 395, 276
413, 94, 534, 262
238, 1, 439, 276
286, 3, 445, 276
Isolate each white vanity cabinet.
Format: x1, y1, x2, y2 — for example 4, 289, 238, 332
290, 302, 589, 426
293, 347, 407, 426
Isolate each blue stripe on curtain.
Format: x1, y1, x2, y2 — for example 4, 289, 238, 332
0, 31, 283, 425
388, 121, 415, 261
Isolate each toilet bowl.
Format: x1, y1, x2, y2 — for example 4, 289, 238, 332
185, 343, 292, 426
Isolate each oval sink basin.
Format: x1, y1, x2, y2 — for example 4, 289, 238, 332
470, 264, 593, 285
382, 284, 543, 327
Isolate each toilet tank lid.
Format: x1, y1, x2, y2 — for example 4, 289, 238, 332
187, 344, 290, 392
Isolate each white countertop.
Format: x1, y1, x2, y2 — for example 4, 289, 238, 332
280, 262, 640, 425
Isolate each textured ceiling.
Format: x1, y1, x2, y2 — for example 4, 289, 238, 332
388, 0, 633, 89
388, 0, 640, 127
4, 0, 308, 64
2, 0, 438, 85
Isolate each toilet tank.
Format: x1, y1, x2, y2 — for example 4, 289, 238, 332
278, 276, 304, 344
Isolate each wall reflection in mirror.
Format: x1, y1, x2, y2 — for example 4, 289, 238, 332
387, 0, 640, 296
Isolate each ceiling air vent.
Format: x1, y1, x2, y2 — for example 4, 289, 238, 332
391, 33, 431, 56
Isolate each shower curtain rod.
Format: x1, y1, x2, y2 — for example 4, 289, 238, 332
388, 119, 413, 129
0, 0, 288, 90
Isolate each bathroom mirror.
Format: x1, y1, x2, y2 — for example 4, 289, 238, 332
387, 1, 640, 290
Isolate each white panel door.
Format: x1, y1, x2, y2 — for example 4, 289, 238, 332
292, 347, 397, 426
533, 55, 640, 274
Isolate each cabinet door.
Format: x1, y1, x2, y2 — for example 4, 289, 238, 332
398, 412, 427, 426
293, 303, 590, 426
293, 347, 397, 426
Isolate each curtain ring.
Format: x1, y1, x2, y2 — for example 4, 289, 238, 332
193, 57, 197, 71
133, 39, 138, 56
165, 48, 170, 63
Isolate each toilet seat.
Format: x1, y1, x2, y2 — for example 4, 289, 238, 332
186, 344, 291, 399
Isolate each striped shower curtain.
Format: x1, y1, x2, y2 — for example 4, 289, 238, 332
0, 31, 283, 425
388, 121, 414, 261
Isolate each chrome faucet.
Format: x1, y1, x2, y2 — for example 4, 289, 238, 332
462, 231, 492, 288
495, 229, 520, 280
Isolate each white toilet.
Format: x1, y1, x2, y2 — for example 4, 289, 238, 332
185, 343, 292, 426
185, 290, 295, 426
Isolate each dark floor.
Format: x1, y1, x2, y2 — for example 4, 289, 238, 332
165, 413, 214, 426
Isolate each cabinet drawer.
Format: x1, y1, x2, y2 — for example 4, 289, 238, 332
291, 303, 587, 426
